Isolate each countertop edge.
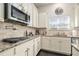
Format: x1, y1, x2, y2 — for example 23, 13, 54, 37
0, 35, 40, 53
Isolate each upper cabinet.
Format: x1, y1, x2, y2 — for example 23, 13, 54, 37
75, 5, 79, 27
38, 12, 47, 28
32, 4, 38, 27
0, 4, 4, 22
11, 3, 24, 11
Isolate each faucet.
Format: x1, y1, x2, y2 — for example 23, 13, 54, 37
24, 30, 28, 37
58, 32, 60, 36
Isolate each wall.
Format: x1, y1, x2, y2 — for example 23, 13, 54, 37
75, 4, 79, 27
46, 29, 72, 36
38, 3, 75, 28
38, 3, 76, 36
0, 22, 36, 40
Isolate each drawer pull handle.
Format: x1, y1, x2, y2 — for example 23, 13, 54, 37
25, 48, 30, 56
14, 48, 16, 55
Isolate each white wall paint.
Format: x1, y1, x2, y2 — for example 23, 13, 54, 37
38, 3, 76, 28
75, 5, 79, 27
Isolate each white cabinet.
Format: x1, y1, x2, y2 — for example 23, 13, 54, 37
41, 37, 50, 50
59, 38, 71, 54
25, 40, 34, 56
38, 13, 47, 28
41, 37, 71, 55
0, 3, 4, 22
14, 43, 27, 56
11, 3, 23, 11
15, 40, 34, 56
50, 37, 60, 52
22, 3, 28, 13
0, 37, 41, 56
0, 48, 14, 56
51, 37, 71, 54
34, 37, 41, 56
32, 4, 38, 27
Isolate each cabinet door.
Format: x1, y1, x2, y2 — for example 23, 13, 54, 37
14, 40, 34, 56
27, 44, 34, 56
0, 3, 4, 21
60, 38, 71, 54
38, 13, 47, 28
15, 40, 34, 56
22, 3, 28, 13
27, 40, 34, 56
41, 37, 50, 50
24, 40, 34, 56
11, 3, 24, 11
0, 48, 14, 56
32, 4, 38, 27
37, 39, 41, 52
34, 37, 41, 55
14, 44, 27, 56
50, 37, 60, 52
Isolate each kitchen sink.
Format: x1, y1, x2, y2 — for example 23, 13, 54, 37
2, 37, 28, 43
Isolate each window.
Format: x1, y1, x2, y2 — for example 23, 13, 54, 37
49, 16, 70, 29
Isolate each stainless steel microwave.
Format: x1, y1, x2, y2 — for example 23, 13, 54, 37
4, 3, 30, 24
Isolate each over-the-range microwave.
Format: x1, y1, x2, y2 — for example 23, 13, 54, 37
4, 3, 30, 24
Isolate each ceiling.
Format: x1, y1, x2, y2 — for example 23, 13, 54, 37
34, 3, 53, 8
34, 3, 79, 8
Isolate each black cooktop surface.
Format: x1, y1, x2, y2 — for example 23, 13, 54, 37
2, 37, 28, 43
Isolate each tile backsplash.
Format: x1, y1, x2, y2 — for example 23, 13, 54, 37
46, 29, 72, 36
1, 21, 79, 40
0, 22, 36, 40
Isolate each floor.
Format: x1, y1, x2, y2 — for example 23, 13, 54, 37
37, 50, 68, 56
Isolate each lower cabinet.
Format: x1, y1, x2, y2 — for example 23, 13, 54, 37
41, 37, 50, 50
41, 37, 71, 55
14, 40, 34, 56
34, 37, 41, 56
25, 40, 34, 56
0, 48, 14, 56
14, 44, 27, 56
60, 38, 71, 54
50, 37, 60, 52
0, 37, 41, 56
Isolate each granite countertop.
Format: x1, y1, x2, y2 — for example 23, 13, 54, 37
43, 35, 79, 38
0, 35, 40, 53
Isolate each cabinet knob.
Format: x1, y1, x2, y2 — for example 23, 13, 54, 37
14, 48, 16, 55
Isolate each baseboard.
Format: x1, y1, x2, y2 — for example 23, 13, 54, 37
39, 49, 71, 56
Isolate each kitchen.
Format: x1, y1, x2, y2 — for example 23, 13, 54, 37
0, 3, 79, 56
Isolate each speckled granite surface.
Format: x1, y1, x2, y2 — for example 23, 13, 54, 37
0, 35, 40, 52
43, 35, 79, 38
